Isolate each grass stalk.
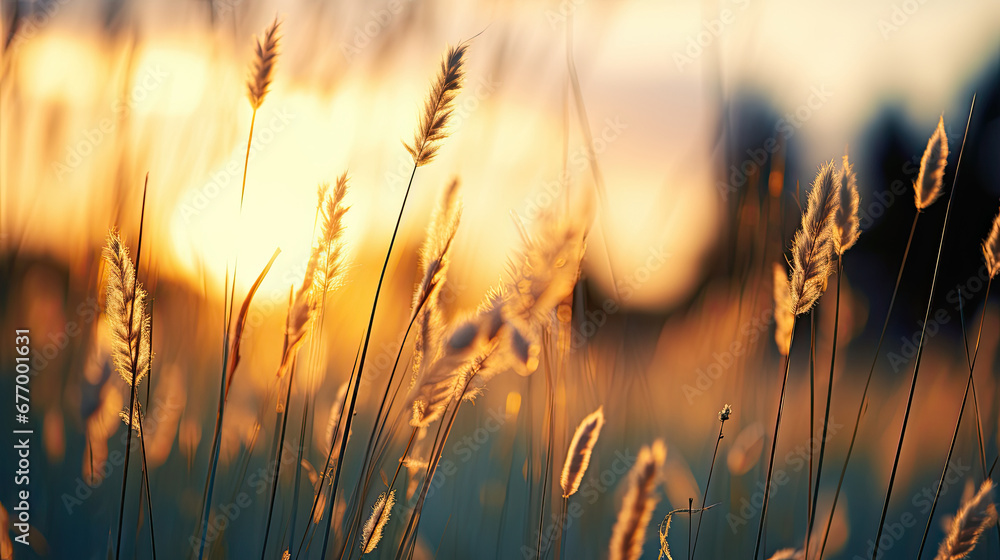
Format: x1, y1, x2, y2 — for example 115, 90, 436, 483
534, 362, 557, 560
296, 341, 363, 558
286, 397, 310, 551
339, 295, 428, 547
688, 498, 693, 560
691, 407, 729, 558
915, 279, 991, 558
260, 356, 298, 559
114, 174, 149, 560
954, 290, 991, 482
197, 89, 265, 560
806, 310, 816, 559
753, 326, 795, 560
320, 165, 419, 560
871, 94, 974, 560
809, 260, 843, 550
137, 307, 157, 560
817, 212, 920, 559
555, 496, 568, 560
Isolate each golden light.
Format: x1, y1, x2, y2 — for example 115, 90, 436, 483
17, 31, 103, 107
131, 42, 211, 116
167, 89, 374, 297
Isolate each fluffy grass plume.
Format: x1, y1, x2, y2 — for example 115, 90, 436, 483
314, 174, 351, 294
413, 177, 462, 312
276, 249, 319, 380
411, 178, 463, 380
982, 206, 1000, 278
409, 301, 504, 427
415, 204, 592, 416
405, 43, 468, 166
246, 18, 281, 110
789, 161, 840, 315
276, 177, 350, 380
835, 154, 861, 255
360, 490, 396, 554
609, 440, 666, 560
415, 204, 590, 411
934, 480, 997, 560
506, 206, 588, 326
772, 263, 794, 355
560, 406, 605, 497
914, 116, 949, 210
103, 231, 151, 432
103, 231, 151, 387
407, 201, 588, 427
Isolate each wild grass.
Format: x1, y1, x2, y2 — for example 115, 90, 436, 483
404, 43, 469, 167
689, 404, 730, 558
872, 98, 973, 559
360, 490, 395, 554
657, 504, 717, 560
610, 440, 666, 560
755, 160, 840, 559
557, 406, 605, 559
560, 406, 605, 498
320, 39, 470, 560
934, 480, 997, 560
915, 168, 999, 558
809, 154, 861, 558
196, 18, 284, 560
105, 176, 155, 560
20, 13, 1000, 560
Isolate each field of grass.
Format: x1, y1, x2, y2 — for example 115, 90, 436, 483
2, 1, 1000, 559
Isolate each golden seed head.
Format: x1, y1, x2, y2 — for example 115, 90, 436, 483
914, 116, 949, 211
246, 18, 281, 110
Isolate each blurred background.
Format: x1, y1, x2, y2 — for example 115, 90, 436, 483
1, 0, 999, 558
